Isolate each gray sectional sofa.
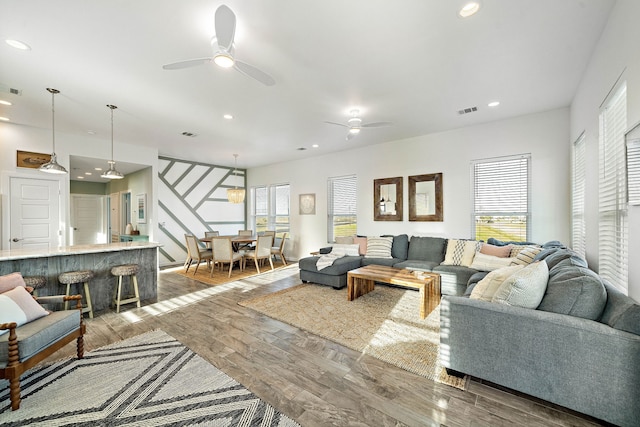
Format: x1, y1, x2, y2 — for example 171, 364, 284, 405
299, 236, 640, 426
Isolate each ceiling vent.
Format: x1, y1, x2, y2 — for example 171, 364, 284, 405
296, 147, 307, 151
0, 84, 22, 95
457, 106, 478, 115
181, 131, 197, 137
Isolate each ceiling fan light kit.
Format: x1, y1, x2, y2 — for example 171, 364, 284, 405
324, 108, 392, 140
213, 52, 234, 68
39, 88, 68, 175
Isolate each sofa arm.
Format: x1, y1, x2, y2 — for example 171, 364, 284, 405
440, 295, 640, 426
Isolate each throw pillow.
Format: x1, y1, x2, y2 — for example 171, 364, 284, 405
331, 244, 360, 257
469, 252, 515, 272
0, 272, 27, 293
479, 243, 512, 258
335, 236, 355, 244
492, 261, 549, 309
353, 236, 367, 255
364, 236, 393, 259
510, 246, 543, 265
442, 239, 480, 267
0, 286, 49, 335
470, 265, 524, 302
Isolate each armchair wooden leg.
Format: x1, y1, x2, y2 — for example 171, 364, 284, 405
10, 377, 21, 410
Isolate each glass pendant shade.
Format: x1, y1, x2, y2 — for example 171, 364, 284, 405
39, 88, 68, 175
102, 104, 124, 179
227, 154, 245, 203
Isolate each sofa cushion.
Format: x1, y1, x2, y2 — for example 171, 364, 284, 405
611, 304, 640, 336
0, 286, 49, 335
442, 239, 480, 267
393, 260, 440, 271
388, 234, 409, 260
470, 252, 514, 271
0, 272, 27, 293
407, 236, 446, 263
298, 256, 363, 276
365, 236, 393, 258
537, 266, 607, 320
470, 265, 524, 302
361, 257, 400, 267
492, 261, 549, 309
543, 249, 588, 270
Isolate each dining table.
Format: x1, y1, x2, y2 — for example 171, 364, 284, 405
200, 234, 257, 251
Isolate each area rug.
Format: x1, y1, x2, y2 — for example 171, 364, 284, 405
175, 260, 289, 286
239, 284, 468, 390
0, 330, 300, 426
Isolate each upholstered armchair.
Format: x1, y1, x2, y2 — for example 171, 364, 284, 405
1, 293, 86, 410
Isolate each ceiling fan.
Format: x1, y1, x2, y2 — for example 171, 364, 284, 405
162, 5, 275, 86
324, 109, 392, 140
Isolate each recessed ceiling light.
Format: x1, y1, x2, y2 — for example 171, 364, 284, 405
0, 100, 12, 106
0, 116, 9, 121
85, 172, 92, 175
459, 2, 481, 18
312, 144, 319, 148
488, 101, 500, 107
94, 167, 103, 171
77, 176, 84, 179
87, 130, 96, 135
223, 114, 233, 120
5, 39, 31, 50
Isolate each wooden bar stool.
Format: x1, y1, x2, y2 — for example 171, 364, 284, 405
111, 264, 141, 313
23, 275, 47, 296
58, 270, 94, 319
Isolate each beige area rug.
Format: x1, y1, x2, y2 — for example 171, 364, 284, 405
175, 259, 288, 286
239, 284, 468, 390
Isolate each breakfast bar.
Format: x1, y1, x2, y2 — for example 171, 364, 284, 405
0, 242, 160, 312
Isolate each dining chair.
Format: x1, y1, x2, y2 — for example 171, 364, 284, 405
271, 232, 288, 265
261, 230, 276, 238
243, 235, 274, 274
211, 237, 244, 278
238, 230, 253, 236
184, 234, 213, 275
203, 230, 220, 249
237, 229, 254, 250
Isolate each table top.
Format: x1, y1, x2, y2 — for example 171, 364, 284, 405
348, 264, 439, 287
200, 235, 257, 243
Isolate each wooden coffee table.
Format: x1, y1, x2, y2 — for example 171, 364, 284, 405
347, 265, 441, 319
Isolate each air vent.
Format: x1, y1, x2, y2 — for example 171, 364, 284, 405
457, 106, 478, 115
0, 84, 22, 95
181, 131, 197, 137
297, 147, 307, 151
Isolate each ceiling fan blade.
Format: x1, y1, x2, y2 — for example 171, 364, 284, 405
362, 121, 393, 128
346, 132, 357, 141
234, 60, 275, 86
162, 58, 212, 70
215, 5, 236, 51
324, 121, 349, 128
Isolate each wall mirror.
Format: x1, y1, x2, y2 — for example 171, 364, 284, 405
374, 176, 403, 221
409, 173, 443, 221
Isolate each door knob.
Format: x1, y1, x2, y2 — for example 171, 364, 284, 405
11, 237, 23, 242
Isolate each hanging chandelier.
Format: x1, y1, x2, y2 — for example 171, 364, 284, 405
101, 104, 124, 179
227, 154, 245, 203
39, 88, 68, 174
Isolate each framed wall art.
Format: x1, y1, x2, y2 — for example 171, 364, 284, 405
136, 193, 147, 223
17, 150, 51, 169
299, 193, 316, 215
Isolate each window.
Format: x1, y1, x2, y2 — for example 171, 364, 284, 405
328, 175, 357, 242
571, 133, 586, 258
472, 154, 530, 242
598, 82, 627, 293
249, 184, 290, 234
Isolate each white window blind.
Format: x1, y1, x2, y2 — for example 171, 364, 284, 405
571, 133, 586, 258
328, 175, 357, 242
271, 184, 290, 233
472, 154, 530, 242
627, 138, 640, 205
598, 83, 627, 293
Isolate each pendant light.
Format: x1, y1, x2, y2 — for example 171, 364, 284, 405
39, 88, 68, 174
227, 154, 245, 203
101, 104, 124, 179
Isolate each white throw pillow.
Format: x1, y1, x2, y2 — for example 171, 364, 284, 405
470, 265, 524, 302
331, 244, 360, 257
469, 252, 515, 271
0, 286, 49, 335
364, 236, 393, 259
492, 261, 549, 309
442, 239, 480, 267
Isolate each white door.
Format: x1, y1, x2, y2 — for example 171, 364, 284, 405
109, 192, 120, 242
70, 194, 106, 245
9, 177, 60, 250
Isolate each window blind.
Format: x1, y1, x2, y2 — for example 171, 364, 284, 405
598, 82, 627, 293
627, 139, 640, 205
472, 154, 530, 241
328, 175, 357, 242
571, 133, 586, 257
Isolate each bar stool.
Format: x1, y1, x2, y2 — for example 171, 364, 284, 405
23, 275, 47, 296
58, 270, 94, 319
111, 264, 141, 313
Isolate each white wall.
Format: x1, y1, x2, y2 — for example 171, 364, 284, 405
0, 122, 158, 248
570, 0, 640, 301
249, 108, 570, 261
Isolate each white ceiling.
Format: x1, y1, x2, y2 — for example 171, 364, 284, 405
0, 0, 615, 174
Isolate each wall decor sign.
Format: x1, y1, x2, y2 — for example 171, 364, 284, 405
136, 193, 147, 223
299, 193, 316, 215
16, 150, 51, 169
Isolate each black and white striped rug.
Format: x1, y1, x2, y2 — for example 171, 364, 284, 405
0, 330, 299, 426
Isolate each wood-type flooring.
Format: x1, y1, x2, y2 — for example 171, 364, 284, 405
40, 264, 610, 427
